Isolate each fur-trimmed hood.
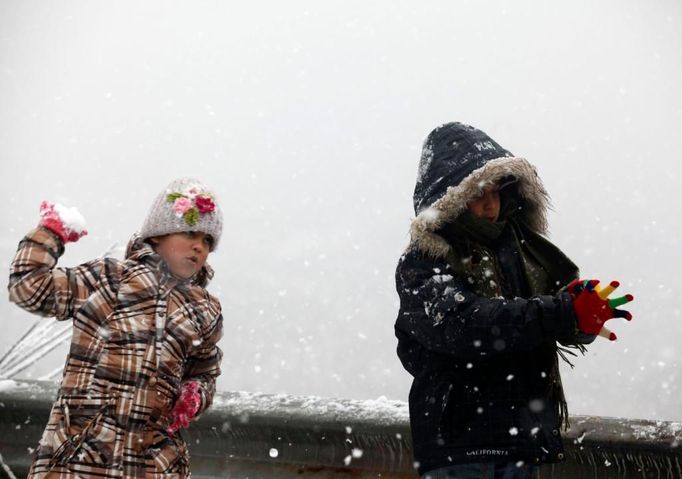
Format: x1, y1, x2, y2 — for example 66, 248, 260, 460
410, 122, 551, 259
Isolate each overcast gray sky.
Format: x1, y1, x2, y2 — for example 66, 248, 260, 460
1, 0, 680, 421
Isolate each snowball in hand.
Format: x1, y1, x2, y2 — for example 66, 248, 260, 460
39, 201, 88, 243
53, 203, 87, 232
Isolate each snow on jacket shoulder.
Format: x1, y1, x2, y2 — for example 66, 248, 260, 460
395, 245, 577, 368
395, 122, 583, 474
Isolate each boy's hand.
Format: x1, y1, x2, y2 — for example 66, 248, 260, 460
167, 381, 202, 435
39, 201, 88, 243
567, 279, 634, 341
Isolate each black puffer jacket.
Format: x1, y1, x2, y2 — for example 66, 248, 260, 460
395, 122, 592, 475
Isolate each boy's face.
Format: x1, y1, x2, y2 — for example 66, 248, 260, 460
467, 185, 500, 222
149, 231, 213, 279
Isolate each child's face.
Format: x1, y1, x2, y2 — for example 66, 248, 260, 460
149, 231, 213, 279
467, 185, 500, 222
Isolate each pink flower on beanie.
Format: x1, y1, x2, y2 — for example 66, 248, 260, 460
172, 197, 193, 216
195, 195, 216, 214
183, 185, 201, 199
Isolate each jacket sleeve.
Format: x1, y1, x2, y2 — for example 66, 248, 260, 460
183, 296, 224, 416
557, 283, 597, 347
8, 227, 106, 320
395, 247, 579, 359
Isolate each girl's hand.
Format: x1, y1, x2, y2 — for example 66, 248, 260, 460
167, 381, 202, 435
39, 201, 88, 243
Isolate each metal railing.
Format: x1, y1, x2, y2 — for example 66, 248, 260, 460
0, 379, 680, 478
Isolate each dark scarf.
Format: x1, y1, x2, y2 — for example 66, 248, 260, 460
441, 199, 582, 430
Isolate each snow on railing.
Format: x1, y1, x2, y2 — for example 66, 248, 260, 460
0, 379, 680, 478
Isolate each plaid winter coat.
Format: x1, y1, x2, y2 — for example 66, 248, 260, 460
8, 227, 224, 478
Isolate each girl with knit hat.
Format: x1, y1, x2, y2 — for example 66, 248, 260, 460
9, 178, 224, 478
395, 123, 634, 478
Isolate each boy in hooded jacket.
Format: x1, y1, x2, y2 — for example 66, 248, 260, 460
395, 123, 633, 478
9, 178, 224, 478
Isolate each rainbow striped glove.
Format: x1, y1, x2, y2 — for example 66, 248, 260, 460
567, 279, 634, 341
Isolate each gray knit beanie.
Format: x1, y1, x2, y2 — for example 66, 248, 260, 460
140, 178, 223, 250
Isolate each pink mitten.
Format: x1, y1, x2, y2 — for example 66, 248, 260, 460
167, 381, 202, 435
39, 201, 88, 243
